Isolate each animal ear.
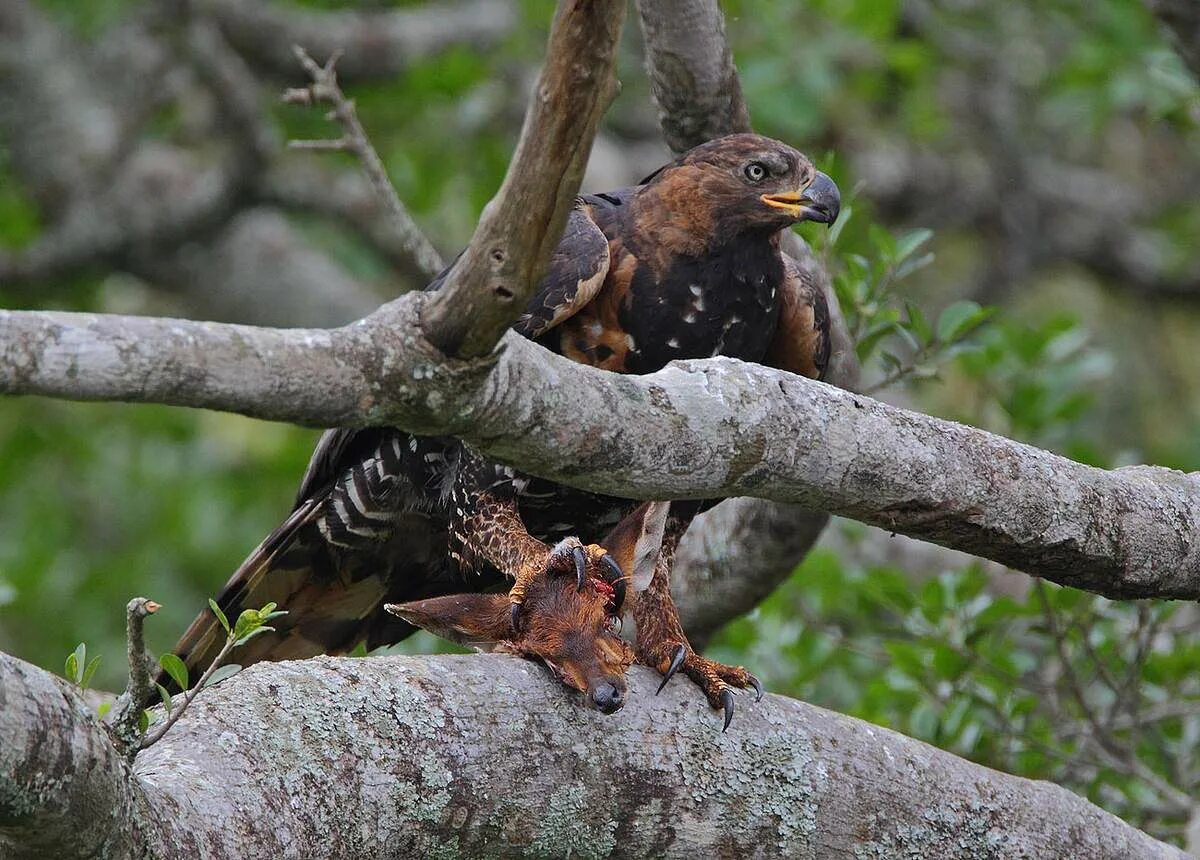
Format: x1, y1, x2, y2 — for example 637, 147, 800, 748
385, 594, 513, 648
602, 501, 670, 594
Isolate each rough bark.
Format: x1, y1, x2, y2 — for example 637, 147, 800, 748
3, 296, 1199, 601
674, 498, 830, 648
0, 652, 1183, 860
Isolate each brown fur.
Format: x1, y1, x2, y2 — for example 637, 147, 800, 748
388, 565, 634, 710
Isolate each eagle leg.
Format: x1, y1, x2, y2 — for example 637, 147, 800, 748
454, 489, 622, 633
632, 514, 763, 731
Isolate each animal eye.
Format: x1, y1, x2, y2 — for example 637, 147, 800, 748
743, 162, 768, 182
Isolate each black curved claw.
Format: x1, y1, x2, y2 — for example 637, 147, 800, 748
720, 688, 736, 732
748, 674, 764, 702
510, 602, 522, 635
611, 577, 627, 614
656, 644, 687, 695
571, 545, 587, 593
601, 554, 626, 612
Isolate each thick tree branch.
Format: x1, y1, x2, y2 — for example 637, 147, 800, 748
0, 652, 1183, 859
420, 0, 624, 358
674, 498, 829, 647
3, 297, 1199, 601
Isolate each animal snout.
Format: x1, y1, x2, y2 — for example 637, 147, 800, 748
589, 680, 625, 714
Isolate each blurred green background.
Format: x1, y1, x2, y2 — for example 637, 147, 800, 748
2, 0, 1199, 846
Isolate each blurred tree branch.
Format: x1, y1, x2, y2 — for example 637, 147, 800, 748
1147, 0, 1200, 79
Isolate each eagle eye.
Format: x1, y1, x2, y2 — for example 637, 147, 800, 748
743, 162, 768, 183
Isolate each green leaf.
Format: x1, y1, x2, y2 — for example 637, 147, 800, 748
855, 320, 898, 362
96, 701, 112, 720
159, 653, 189, 692
81, 654, 101, 689
896, 252, 935, 281
234, 626, 276, 647
156, 683, 174, 716
204, 663, 243, 688
904, 300, 932, 345
209, 599, 231, 636
936, 301, 992, 343
825, 203, 852, 248
65, 642, 86, 684
232, 608, 261, 642
138, 709, 150, 734
894, 228, 933, 264
868, 224, 896, 260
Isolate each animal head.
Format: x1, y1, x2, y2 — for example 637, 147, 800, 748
639, 133, 841, 241
386, 572, 634, 713
385, 502, 670, 715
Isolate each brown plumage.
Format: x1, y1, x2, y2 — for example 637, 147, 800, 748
164, 134, 840, 728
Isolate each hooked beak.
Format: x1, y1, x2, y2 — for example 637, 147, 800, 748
761, 171, 841, 225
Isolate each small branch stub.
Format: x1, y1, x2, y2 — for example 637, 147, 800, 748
109, 597, 160, 758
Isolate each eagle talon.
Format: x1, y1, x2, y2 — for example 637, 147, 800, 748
571, 546, 587, 593
656, 644, 687, 695
510, 602, 523, 635
748, 674, 764, 702
600, 554, 626, 612
720, 688, 736, 732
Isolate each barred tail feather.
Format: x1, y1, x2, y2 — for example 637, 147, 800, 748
165, 498, 325, 690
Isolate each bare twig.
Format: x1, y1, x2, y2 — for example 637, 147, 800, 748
1035, 581, 1122, 754
1035, 582, 1195, 815
109, 597, 160, 758
284, 46, 444, 281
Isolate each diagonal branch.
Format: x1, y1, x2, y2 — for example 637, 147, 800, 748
419, 0, 625, 358
3, 298, 1199, 602
635, 0, 753, 154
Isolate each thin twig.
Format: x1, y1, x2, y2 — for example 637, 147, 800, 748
139, 634, 238, 750
284, 46, 444, 280
109, 597, 160, 758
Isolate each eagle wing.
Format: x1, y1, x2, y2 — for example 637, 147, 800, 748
513, 200, 611, 339
764, 252, 832, 381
